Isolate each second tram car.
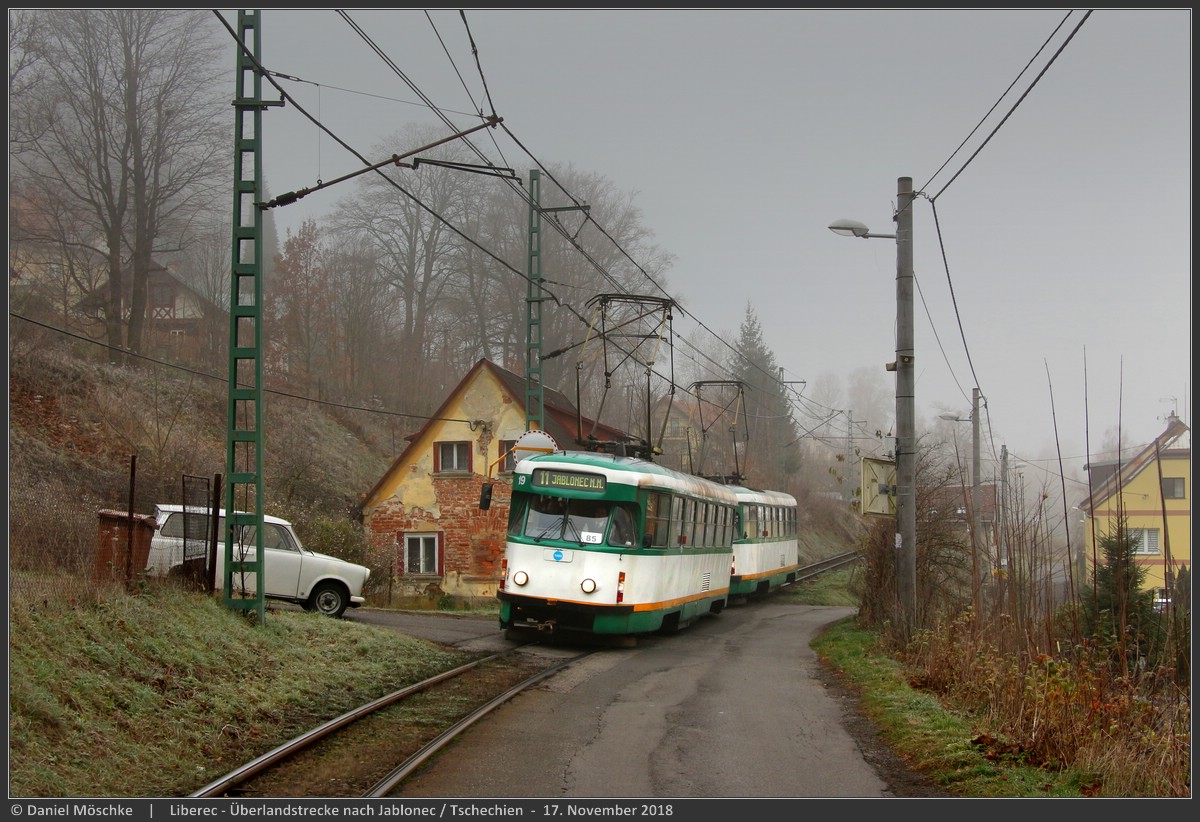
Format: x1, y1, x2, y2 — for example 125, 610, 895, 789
727, 486, 800, 602
497, 450, 799, 639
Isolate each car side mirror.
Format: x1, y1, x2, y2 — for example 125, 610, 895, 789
479, 481, 493, 511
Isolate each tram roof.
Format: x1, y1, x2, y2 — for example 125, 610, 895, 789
515, 450, 743, 503
726, 485, 798, 506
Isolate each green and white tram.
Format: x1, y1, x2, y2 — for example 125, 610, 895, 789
498, 451, 741, 638
728, 486, 800, 601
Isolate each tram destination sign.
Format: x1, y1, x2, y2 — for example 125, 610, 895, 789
532, 468, 607, 493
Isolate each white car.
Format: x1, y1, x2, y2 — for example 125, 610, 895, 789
146, 504, 370, 617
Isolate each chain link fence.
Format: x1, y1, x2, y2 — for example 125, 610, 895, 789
7, 446, 223, 610
8, 447, 141, 609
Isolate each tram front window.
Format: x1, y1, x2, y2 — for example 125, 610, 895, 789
567, 500, 611, 544
526, 496, 567, 540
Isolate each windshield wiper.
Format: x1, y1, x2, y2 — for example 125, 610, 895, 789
564, 516, 585, 545
532, 514, 565, 542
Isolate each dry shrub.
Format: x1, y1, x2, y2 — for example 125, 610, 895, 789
905, 613, 1191, 796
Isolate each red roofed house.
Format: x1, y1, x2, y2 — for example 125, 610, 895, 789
359, 358, 629, 607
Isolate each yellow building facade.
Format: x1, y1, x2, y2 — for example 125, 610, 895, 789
1079, 415, 1190, 601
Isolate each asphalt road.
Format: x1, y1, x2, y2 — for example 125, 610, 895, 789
346, 606, 513, 651
346, 603, 893, 798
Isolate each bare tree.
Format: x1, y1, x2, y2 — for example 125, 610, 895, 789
324, 234, 393, 403
8, 9, 49, 153
11, 9, 229, 361
273, 219, 335, 395
329, 127, 484, 408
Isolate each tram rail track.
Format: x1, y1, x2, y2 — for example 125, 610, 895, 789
794, 550, 860, 582
192, 645, 591, 798
189, 553, 854, 798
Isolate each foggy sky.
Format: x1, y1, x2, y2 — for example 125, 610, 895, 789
221, 8, 1192, 499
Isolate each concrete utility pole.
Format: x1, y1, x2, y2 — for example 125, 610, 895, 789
895, 177, 917, 634
970, 387, 982, 617
845, 410, 866, 503
942, 388, 983, 616
827, 176, 917, 634
999, 443, 1010, 614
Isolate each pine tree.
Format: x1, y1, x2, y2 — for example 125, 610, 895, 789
1080, 517, 1162, 674
730, 304, 800, 489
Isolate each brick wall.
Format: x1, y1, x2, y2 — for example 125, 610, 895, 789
365, 475, 513, 603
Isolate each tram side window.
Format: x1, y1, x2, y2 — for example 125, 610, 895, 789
507, 495, 529, 537
701, 502, 714, 547
646, 492, 670, 547
609, 505, 637, 547
743, 505, 757, 541
671, 495, 686, 547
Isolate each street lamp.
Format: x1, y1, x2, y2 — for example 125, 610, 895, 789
828, 177, 916, 634
940, 387, 983, 616
827, 218, 895, 240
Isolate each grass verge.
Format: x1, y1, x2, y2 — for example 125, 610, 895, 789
8, 585, 477, 798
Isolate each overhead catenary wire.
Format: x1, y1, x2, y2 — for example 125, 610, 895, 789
211, 10, 1097, 481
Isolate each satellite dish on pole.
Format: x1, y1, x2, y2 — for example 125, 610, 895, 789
512, 429, 559, 464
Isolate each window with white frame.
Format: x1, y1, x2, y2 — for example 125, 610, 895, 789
435, 441, 471, 473
1130, 527, 1160, 555
405, 533, 441, 575
1162, 477, 1185, 499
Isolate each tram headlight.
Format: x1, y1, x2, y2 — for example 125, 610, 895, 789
580, 578, 597, 594
512, 571, 529, 586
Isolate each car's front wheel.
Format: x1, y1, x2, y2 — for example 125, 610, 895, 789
306, 582, 349, 618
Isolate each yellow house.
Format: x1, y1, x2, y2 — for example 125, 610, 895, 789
358, 359, 628, 606
1079, 414, 1190, 602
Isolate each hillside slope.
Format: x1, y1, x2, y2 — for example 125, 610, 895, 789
8, 337, 864, 606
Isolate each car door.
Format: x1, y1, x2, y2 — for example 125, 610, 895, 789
223, 522, 304, 600
259, 522, 304, 598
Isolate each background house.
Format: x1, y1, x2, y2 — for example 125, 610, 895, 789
1078, 414, 1191, 602
10, 195, 225, 363
76, 260, 225, 363
359, 358, 628, 606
